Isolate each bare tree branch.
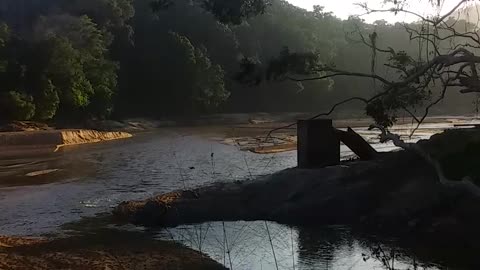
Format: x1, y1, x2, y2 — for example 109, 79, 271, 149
287, 70, 392, 85
264, 96, 370, 141
434, 0, 470, 26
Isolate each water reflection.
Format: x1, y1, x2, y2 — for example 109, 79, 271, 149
0, 122, 477, 269
155, 222, 443, 270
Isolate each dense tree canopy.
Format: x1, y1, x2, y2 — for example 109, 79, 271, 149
0, 0, 476, 122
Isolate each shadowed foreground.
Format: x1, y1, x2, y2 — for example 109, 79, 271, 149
114, 128, 480, 250
0, 230, 226, 270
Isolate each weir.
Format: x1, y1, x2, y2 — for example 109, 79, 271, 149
297, 119, 340, 168
297, 119, 378, 168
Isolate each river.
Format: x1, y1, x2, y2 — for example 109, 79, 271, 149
1, 119, 478, 269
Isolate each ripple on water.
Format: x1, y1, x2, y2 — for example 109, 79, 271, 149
0, 124, 469, 269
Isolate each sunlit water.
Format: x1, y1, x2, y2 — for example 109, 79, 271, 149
1, 120, 478, 269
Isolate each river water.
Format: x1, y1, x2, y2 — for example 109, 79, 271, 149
0, 120, 478, 269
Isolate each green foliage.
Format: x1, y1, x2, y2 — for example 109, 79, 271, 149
0, 22, 8, 48
150, 0, 269, 24
266, 47, 322, 80
45, 37, 93, 109
201, 0, 270, 24
34, 79, 59, 120
33, 14, 118, 119
164, 32, 228, 113
0, 12, 117, 121
65, 0, 135, 30
190, 46, 229, 111
0, 91, 36, 121
85, 59, 118, 118
0, 22, 9, 73
0, 0, 475, 123
34, 15, 109, 59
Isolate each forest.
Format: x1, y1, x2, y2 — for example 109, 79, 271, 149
0, 0, 476, 123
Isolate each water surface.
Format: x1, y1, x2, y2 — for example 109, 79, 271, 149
1, 121, 477, 269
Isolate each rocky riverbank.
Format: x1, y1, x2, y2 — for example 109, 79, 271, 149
114, 128, 480, 249
0, 231, 226, 270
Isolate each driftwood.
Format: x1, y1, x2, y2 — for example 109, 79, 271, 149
336, 127, 378, 160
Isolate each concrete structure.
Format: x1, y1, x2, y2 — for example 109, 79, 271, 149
297, 119, 340, 168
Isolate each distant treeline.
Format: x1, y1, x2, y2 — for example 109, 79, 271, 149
0, 0, 475, 122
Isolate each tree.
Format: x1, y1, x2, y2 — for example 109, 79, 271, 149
33, 14, 118, 120
0, 23, 36, 121
0, 91, 36, 121
243, 1, 478, 127
33, 78, 59, 121
0, 12, 118, 122
170, 33, 229, 112
116, 26, 228, 116
0, 22, 9, 74
244, 0, 480, 195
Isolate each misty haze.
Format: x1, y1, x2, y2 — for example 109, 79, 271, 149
1, 0, 480, 269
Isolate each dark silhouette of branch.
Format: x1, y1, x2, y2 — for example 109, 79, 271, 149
264, 97, 369, 141
434, 0, 469, 26
401, 106, 421, 124
352, 23, 395, 54
356, 0, 468, 26
287, 70, 392, 86
409, 81, 449, 136
355, 5, 431, 24
264, 91, 392, 141
262, 0, 480, 143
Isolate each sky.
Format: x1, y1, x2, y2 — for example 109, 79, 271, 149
286, 0, 466, 23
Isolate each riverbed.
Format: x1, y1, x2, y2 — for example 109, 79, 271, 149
1, 118, 479, 269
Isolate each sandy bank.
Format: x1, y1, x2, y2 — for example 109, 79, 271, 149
0, 129, 132, 158
0, 231, 226, 270
0, 129, 132, 147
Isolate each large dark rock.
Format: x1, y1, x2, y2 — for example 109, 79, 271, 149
114, 128, 480, 247
419, 128, 480, 182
